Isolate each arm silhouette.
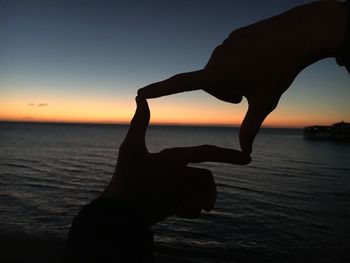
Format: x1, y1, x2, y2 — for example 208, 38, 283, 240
65, 97, 250, 262
102, 96, 250, 225
138, 1, 348, 153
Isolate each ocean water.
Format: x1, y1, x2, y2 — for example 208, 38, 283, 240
1, 122, 350, 262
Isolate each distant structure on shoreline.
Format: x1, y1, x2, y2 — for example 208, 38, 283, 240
303, 121, 350, 142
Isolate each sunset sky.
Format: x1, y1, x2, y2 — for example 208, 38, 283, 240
1, 0, 349, 127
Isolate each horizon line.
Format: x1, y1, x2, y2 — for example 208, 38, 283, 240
0, 120, 306, 129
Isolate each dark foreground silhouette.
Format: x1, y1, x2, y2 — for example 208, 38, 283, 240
138, 0, 349, 153
64, 97, 250, 262
65, 1, 349, 262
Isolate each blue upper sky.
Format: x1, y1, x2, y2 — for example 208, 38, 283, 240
1, 0, 349, 126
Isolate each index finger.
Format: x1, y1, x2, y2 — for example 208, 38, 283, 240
158, 145, 251, 166
137, 70, 206, 98
239, 96, 279, 153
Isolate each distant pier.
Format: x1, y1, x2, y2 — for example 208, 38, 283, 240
303, 121, 350, 142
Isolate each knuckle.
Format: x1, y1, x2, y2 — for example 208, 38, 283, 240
171, 73, 187, 83
264, 97, 279, 113
212, 44, 225, 57
228, 28, 243, 38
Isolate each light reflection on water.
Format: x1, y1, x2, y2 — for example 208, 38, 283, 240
1, 122, 350, 262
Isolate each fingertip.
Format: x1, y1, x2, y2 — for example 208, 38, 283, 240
239, 111, 258, 155
240, 151, 252, 164
135, 95, 144, 101
137, 88, 146, 98
135, 95, 142, 104
246, 154, 252, 164
203, 199, 215, 212
137, 82, 161, 99
240, 138, 253, 155
138, 70, 204, 99
128, 95, 150, 134
240, 96, 280, 154
203, 207, 212, 213
137, 85, 155, 99
239, 122, 255, 155
177, 208, 201, 219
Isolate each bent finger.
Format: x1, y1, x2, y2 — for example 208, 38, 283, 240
124, 96, 150, 146
158, 145, 251, 166
137, 70, 206, 98
239, 96, 280, 154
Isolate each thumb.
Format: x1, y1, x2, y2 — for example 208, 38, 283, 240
124, 96, 150, 146
138, 70, 207, 98
239, 96, 279, 154
118, 96, 150, 168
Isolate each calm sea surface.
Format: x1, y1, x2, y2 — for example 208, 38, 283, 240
1, 122, 350, 262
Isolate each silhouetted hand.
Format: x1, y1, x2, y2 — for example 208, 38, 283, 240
138, 1, 348, 153
103, 97, 251, 226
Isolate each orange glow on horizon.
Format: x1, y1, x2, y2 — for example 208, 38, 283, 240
0, 100, 242, 126
0, 98, 347, 128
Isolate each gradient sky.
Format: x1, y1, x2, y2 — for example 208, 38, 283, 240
1, 0, 349, 127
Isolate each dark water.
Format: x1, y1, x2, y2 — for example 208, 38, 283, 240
1, 122, 350, 262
